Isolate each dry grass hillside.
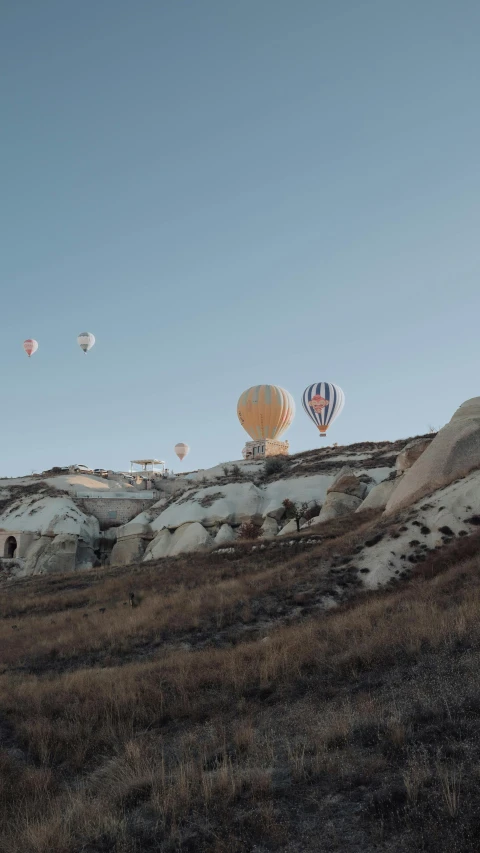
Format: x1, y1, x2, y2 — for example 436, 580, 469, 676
1, 506, 480, 852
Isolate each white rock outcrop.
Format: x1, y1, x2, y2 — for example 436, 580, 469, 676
318, 493, 362, 522
169, 522, 214, 556
114, 511, 154, 539
144, 528, 172, 561
149, 469, 389, 538
151, 483, 265, 531
22, 534, 79, 576
0, 494, 99, 576
327, 467, 370, 499
386, 398, 480, 515
0, 495, 98, 539
110, 536, 148, 566
110, 511, 155, 565
395, 437, 433, 475
144, 522, 214, 560
356, 468, 480, 588
215, 523, 237, 545
317, 468, 370, 522
261, 516, 279, 538
356, 478, 398, 512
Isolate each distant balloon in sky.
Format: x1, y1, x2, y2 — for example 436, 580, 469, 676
175, 443, 190, 461
302, 382, 345, 438
237, 385, 295, 440
23, 339, 38, 358
77, 332, 95, 354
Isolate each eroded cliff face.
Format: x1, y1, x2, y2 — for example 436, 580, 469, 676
0, 422, 451, 581
0, 484, 100, 577
111, 439, 410, 565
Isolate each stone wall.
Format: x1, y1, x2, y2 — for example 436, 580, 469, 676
243, 439, 290, 459
79, 497, 155, 528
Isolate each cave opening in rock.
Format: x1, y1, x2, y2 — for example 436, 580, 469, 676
5, 536, 17, 558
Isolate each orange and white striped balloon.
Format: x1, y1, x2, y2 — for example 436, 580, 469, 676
175, 443, 190, 462
237, 385, 295, 440
23, 339, 38, 358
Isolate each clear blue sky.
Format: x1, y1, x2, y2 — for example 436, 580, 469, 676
2, 0, 480, 476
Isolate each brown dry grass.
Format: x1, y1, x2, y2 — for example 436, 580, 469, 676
1, 527, 480, 851
0, 509, 383, 673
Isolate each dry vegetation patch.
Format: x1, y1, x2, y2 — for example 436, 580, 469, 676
1, 525, 480, 851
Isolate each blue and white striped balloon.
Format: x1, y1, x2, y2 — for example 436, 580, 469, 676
302, 382, 345, 438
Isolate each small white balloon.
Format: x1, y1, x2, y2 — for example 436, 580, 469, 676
77, 332, 95, 353
175, 443, 190, 461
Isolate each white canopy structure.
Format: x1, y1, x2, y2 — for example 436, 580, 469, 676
130, 459, 165, 477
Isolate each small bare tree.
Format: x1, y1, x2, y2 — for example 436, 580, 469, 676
282, 498, 320, 532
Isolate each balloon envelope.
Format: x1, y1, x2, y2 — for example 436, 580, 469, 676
302, 382, 345, 437
77, 332, 95, 353
175, 443, 190, 461
23, 339, 38, 357
237, 385, 295, 440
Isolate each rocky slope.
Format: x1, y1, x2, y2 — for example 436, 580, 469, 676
113, 397, 480, 599
0, 470, 146, 577
0, 439, 402, 577
110, 441, 406, 565
3, 397, 480, 591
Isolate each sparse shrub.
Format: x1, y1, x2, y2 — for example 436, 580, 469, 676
282, 498, 319, 532
437, 762, 463, 818
222, 465, 230, 477
282, 499, 301, 532
237, 521, 261, 540
231, 464, 241, 478
264, 456, 287, 477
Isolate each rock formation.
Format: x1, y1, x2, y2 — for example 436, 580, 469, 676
356, 478, 397, 511
0, 493, 99, 576
0, 432, 440, 573
318, 467, 373, 522
395, 436, 433, 475
110, 512, 154, 566
385, 398, 480, 515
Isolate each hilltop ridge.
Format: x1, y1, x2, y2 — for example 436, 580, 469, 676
0, 433, 431, 578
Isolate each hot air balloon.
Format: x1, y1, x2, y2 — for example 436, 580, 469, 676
237, 385, 295, 440
23, 339, 38, 358
302, 382, 345, 438
77, 332, 95, 354
175, 443, 190, 462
